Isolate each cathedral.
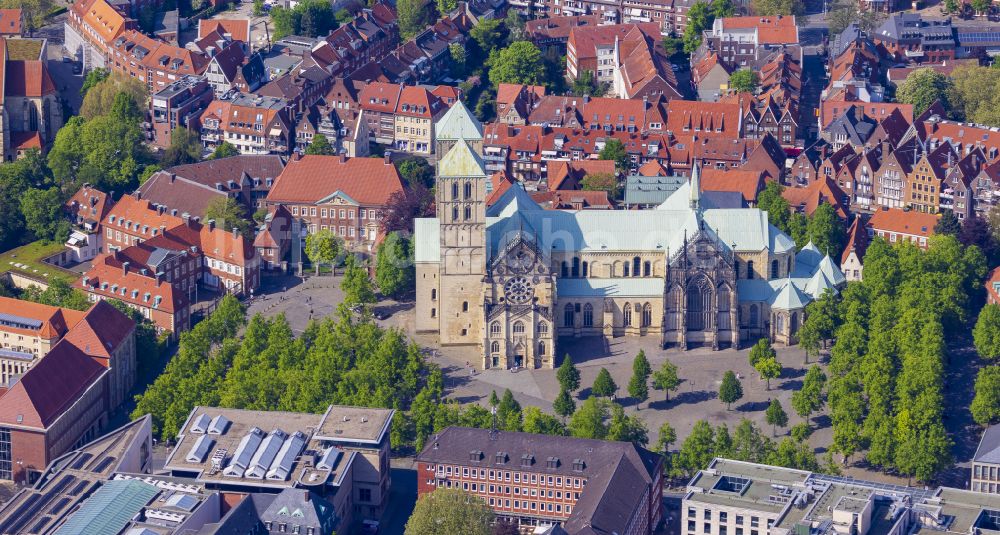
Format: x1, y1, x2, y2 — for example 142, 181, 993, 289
415, 103, 846, 370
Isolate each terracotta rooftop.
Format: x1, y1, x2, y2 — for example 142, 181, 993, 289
62, 300, 134, 361
80, 255, 188, 314
782, 177, 849, 219
0, 297, 86, 339
267, 155, 403, 205
868, 207, 938, 238
701, 167, 764, 204
65, 184, 112, 225
198, 18, 250, 43
0, 9, 22, 35
4, 59, 56, 97
841, 216, 869, 266
717, 15, 799, 44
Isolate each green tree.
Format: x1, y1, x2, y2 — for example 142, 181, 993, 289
719, 370, 743, 410
203, 197, 252, 238
404, 488, 493, 535
489, 390, 499, 407
568, 397, 609, 439
607, 402, 649, 446
22, 277, 91, 311
632, 350, 651, 378
488, 41, 545, 88
505, 9, 526, 42
754, 356, 782, 390
470, 18, 505, 54
571, 70, 606, 97
651, 359, 681, 402
732, 419, 774, 463
935, 210, 962, 236
396, 0, 437, 39
375, 232, 415, 298
790, 422, 812, 442
162, 127, 202, 167
80, 68, 110, 96
728, 69, 760, 93
522, 406, 564, 435
950, 66, 1000, 123
971, 0, 991, 14
765, 399, 789, 436
972, 365, 1000, 425
397, 156, 434, 188
656, 421, 677, 454
253, 0, 264, 15
974, 304, 1000, 360
80, 74, 148, 120
674, 420, 715, 477
553, 387, 576, 421
598, 139, 629, 173
210, 142, 239, 159
767, 437, 819, 471
592, 368, 618, 398
304, 229, 343, 274
305, 133, 335, 155
48, 111, 150, 194
750, 0, 801, 15
683, 2, 712, 54
341, 255, 376, 307
628, 370, 649, 409
449, 43, 467, 77
807, 203, 847, 256
557, 354, 581, 392
714, 424, 734, 458
436, 0, 456, 14
748, 338, 776, 367
943, 0, 959, 12
335, 7, 354, 23
20, 187, 69, 242
791, 365, 827, 422
581, 172, 620, 199
897, 68, 953, 116
757, 178, 791, 232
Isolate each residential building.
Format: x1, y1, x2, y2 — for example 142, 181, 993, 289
64, 0, 136, 68
165, 405, 394, 530
0, 9, 24, 37
532, 0, 698, 36
392, 85, 447, 154
972, 424, 1000, 494
0, 37, 64, 160
0, 300, 135, 483
782, 177, 850, 219
257, 65, 334, 118
873, 14, 956, 63
684, 458, 1000, 535
529, 189, 615, 209
415, 426, 664, 534
254, 204, 293, 270
197, 93, 294, 155
139, 154, 286, 215
526, 14, 603, 51
106, 29, 211, 92
903, 142, 954, 214
197, 18, 251, 44
841, 216, 868, 281
987, 266, 1000, 304
698, 16, 801, 72
149, 75, 214, 150
567, 23, 681, 100
64, 183, 113, 262
80, 254, 191, 335
0, 297, 85, 385
265, 155, 404, 252
867, 207, 937, 248
567, 22, 659, 83
495, 83, 546, 126
203, 44, 267, 97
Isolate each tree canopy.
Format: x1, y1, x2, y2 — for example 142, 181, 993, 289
375, 232, 415, 299
405, 488, 493, 535
488, 41, 545, 88
719, 370, 743, 410
896, 68, 952, 116
729, 69, 760, 93
305, 133, 335, 155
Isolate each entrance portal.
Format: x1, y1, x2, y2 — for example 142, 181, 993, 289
514, 355, 524, 367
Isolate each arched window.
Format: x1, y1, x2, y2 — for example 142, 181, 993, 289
538, 341, 546, 355
583, 303, 594, 326
582, 261, 589, 277
462, 301, 469, 312
687, 280, 712, 331
572, 257, 580, 277
464, 182, 472, 199
641, 303, 652, 327
431, 289, 437, 300
464, 206, 472, 220
624, 263, 630, 277
537, 321, 548, 334
771, 260, 780, 279
623, 303, 632, 327
747, 260, 755, 280
791, 312, 799, 335
490, 321, 501, 335
633, 257, 641, 277
561, 261, 569, 278
452, 207, 459, 221
564, 303, 575, 327
451, 182, 459, 199
491, 341, 500, 353
643, 261, 651, 277
749, 304, 758, 327
431, 308, 437, 318
513, 321, 525, 334
718, 287, 731, 330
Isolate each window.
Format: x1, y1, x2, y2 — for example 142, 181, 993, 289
462, 301, 469, 312
642, 303, 652, 327
464, 182, 472, 199
623, 303, 632, 327
538, 341, 546, 355
452, 183, 459, 199
771, 259, 779, 279
359, 488, 372, 502
747, 260, 754, 279
582, 261, 589, 277
431, 289, 437, 300
644, 261, 651, 276
513, 321, 525, 334
583, 303, 593, 327
537, 321, 548, 334
633, 257, 641, 277
491, 322, 501, 335
564, 303, 575, 326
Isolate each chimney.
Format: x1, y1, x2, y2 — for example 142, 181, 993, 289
340, 154, 348, 163
232, 226, 239, 238
169, 173, 176, 183
155, 271, 164, 284
123, 261, 130, 275
208, 219, 216, 231
182, 212, 191, 226
384, 153, 391, 165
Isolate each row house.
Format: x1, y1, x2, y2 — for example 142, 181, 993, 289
139, 154, 285, 213
265, 155, 404, 252
525, 14, 603, 51
80, 256, 190, 335
64, 183, 113, 262
904, 142, 955, 214
349, 11, 471, 84
358, 82, 454, 154
696, 16, 801, 72
254, 205, 293, 270
106, 30, 210, 93
841, 217, 868, 281
64, 0, 136, 68
0, 297, 85, 385
202, 44, 267, 97
536, 0, 700, 36
149, 75, 214, 150
941, 148, 990, 220
304, 3, 399, 77
873, 13, 956, 64
257, 65, 334, 117
197, 93, 294, 155
868, 207, 937, 249
496, 83, 547, 126
566, 23, 659, 85
822, 38, 889, 107
517, 94, 668, 135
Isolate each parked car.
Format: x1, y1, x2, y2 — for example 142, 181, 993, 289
373, 310, 391, 320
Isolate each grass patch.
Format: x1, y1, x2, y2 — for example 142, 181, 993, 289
5, 39, 42, 61
0, 240, 79, 283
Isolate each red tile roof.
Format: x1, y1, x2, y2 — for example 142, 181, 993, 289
701, 167, 764, 204
9, 131, 41, 150
0, 297, 86, 339
198, 18, 250, 43
201, 225, 255, 263
73, 0, 130, 46
0, 340, 105, 429
487, 171, 516, 206
359, 81, 403, 113
396, 85, 443, 118
568, 22, 661, 59
548, 160, 616, 191
718, 15, 799, 44
782, 177, 849, 219
637, 160, 669, 176
81, 254, 188, 314
868, 207, 938, 239
62, 300, 134, 360
0, 9, 22, 35
4, 60, 56, 97
103, 194, 186, 233
530, 190, 614, 209
65, 185, 112, 225
267, 155, 404, 205
841, 216, 869, 266
666, 99, 741, 137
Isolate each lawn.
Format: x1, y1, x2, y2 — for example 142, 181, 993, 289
0, 241, 80, 283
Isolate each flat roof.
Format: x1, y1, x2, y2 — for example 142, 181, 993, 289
315, 406, 394, 445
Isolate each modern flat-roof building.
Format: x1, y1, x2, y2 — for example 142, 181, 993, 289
973, 424, 1000, 495
415, 426, 665, 534
684, 458, 1000, 535
164, 405, 394, 533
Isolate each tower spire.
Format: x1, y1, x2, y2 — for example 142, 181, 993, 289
690, 160, 702, 211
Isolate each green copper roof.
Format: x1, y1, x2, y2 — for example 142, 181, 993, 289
438, 139, 486, 178
435, 101, 483, 141
54, 480, 159, 535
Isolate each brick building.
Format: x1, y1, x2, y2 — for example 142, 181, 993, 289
106, 29, 210, 93
415, 427, 664, 534
867, 207, 937, 249
0, 300, 135, 483
197, 94, 294, 155
80, 254, 192, 335
265, 155, 404, 252
0, 298, 86, 386
149, 75, 214, 150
